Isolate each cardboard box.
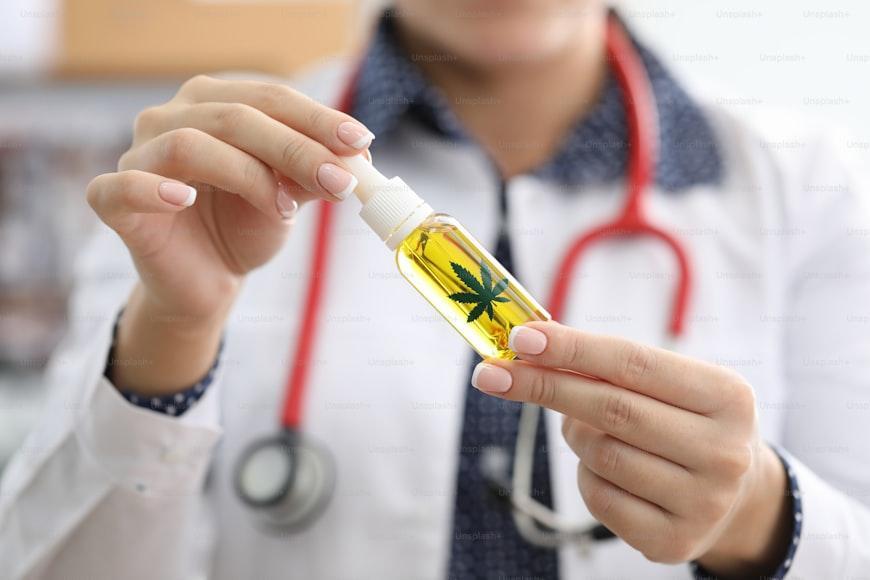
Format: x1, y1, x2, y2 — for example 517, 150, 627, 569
57, 0, 356, 78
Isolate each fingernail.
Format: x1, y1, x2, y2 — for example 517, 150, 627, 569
276, 181, 298, 220
471, 362, 512, 393
158, 181, 196, 207
509, 326, 548, 355
317, 163, 358, 200
337, 122, 375, 149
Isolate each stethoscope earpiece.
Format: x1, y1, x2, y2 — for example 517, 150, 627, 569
234, 429, 336, 534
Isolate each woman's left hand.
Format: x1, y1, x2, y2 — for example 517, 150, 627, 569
471, 321, 791, 576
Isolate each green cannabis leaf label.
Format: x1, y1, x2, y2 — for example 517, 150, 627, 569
448, 261, 510, 323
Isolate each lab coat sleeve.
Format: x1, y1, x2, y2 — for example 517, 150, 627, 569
0, 223, 223, 580
779, 133, 870, 578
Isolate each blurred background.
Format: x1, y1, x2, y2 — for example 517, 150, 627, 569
1, 0, 868, 473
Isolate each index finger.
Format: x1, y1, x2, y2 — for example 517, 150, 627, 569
471, 359, 709, 467
177, 75, 374, 156
511, 321, 736, 414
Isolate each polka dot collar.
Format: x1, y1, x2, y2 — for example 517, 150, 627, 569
351, 10, 723, 192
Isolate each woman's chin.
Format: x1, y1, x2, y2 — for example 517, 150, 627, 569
450, 24, 574, 68
395, 0, 599, 71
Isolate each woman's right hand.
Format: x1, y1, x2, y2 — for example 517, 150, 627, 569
86, 75, 372, 394
88, 74, 371, 322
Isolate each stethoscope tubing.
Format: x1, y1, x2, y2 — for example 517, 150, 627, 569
237, 12, 693, 543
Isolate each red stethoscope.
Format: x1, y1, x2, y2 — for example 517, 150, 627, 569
234, 14, 692, 537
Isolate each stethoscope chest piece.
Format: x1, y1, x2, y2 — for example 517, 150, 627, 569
234, 429, 336, 533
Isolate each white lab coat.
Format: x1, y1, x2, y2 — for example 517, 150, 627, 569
2, 60, 870, 580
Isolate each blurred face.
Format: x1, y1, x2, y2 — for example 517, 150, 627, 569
393, 0, 602, 68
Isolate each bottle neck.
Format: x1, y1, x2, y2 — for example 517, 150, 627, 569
384, 203, 434, 251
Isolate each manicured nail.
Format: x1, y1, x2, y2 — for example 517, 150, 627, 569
471, 362, 512, 393
509, 326, 548, 355
337, 122, 375, 149
158, 181, 196, 207
276, 181, 298, 220
317, 163, 358, 200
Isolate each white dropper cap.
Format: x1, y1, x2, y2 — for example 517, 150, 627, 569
341, 154, 433, 251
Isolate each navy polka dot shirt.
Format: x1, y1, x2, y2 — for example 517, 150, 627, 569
353, 9, 723, 192
111, 9, 803, 578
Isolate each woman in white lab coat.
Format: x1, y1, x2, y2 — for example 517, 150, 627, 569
2, 1, 869, 578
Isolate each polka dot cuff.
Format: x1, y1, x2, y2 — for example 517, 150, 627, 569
105, 310, 223, 417
689, 446, 802, 580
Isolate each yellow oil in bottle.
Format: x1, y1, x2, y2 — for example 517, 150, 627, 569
395, 213, 551, 359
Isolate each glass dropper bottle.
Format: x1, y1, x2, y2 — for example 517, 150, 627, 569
342, 154, 551, 360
